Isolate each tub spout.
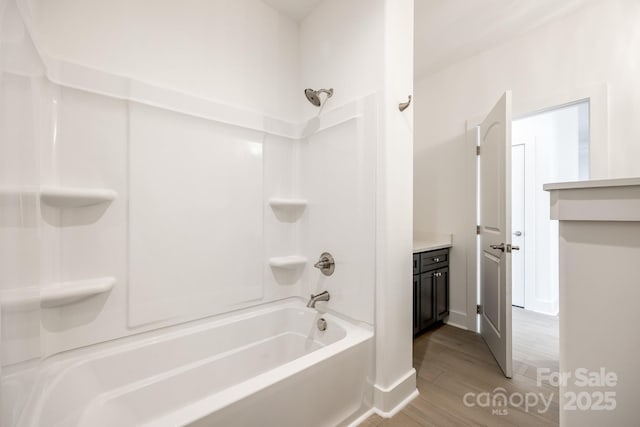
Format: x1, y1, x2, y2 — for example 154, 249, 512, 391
307, 291, 330, 308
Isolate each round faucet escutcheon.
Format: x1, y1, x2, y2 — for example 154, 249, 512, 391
313, 252, 335, 276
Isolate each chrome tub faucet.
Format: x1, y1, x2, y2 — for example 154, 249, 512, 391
307, 291, 330, 308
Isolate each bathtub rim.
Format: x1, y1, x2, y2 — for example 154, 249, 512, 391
11, 297, 373, 426
5, 296, 371, 375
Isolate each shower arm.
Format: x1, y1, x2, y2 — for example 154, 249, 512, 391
316, 88, 334, 98
316, 88, 333, 114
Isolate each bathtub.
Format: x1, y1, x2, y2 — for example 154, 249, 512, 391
15, 299, 374, 427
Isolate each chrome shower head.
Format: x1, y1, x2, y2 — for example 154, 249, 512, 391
304, 88, 333, 107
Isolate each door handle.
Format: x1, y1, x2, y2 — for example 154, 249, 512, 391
513, 231, 522, 237
490, 243, 505, 252
490, 243, 520, 252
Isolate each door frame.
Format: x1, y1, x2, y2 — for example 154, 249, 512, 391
511, 143, 526, 308
464, 83, 608, 333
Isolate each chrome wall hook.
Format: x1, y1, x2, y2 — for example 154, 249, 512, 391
399, 95, 412, 112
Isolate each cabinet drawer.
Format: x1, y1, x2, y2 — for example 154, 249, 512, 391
420, 249, 448, 272
413, 254, 420, 275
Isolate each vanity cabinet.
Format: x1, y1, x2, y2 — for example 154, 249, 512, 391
413, 248, 449, 335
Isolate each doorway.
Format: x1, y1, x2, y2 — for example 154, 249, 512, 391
474, 93, 594, 380
511, 100, 589, 376
511, 100, 590, 314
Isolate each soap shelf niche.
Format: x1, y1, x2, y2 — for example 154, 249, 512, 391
268, 198, 307, 222
40, 186, 117, 208
0, 277, 116, 311
41, 277, 116, 308
268, 256, 307, 270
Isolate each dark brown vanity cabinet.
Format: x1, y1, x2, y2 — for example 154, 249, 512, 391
413, 248, 449, 335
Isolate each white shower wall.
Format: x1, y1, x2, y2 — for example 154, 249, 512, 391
299, 96, 377, 324
1, 0, 382, 360
2, 0, 416, 420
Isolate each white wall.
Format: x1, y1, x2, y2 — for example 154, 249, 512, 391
28, 0, 302, 121
414, 0, 640, 329
299, 0, 383, 117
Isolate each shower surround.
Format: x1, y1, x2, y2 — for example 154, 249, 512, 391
0, 0, 415, 425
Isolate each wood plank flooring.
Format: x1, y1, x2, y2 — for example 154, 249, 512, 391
361, 308, 559, 427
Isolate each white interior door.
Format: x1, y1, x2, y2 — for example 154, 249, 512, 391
479, 92, 513, 378
511, 144, 525, 308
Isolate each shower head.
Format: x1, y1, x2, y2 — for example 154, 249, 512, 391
304, 88, 333, 107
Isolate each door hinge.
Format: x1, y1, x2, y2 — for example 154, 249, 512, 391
476, 146, 480, 156
476, 304, 482, 314
476, 225, 480, 235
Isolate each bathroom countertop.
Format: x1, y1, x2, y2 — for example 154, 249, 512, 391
413, 233, 452, 253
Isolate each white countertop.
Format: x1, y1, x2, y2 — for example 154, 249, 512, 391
543, 177, 640, 191
413, 232, 452, 253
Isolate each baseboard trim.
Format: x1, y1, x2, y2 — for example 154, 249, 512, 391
525, 300, 559, 316
374, 389, 419, 418
445, 310, 467, 330
373, 368, 418, 417
348, 408, 376, 427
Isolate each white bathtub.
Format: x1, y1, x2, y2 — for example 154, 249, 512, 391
15, 299, 374, 427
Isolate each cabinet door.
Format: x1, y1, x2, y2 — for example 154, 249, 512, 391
413, 275, 420, 335
435, 267, 449, 320
419, 272, 436, 330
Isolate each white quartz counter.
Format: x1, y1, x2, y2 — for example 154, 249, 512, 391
413, 233, 452, 253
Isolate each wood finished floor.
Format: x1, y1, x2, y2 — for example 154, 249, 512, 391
362, 308, 559, 427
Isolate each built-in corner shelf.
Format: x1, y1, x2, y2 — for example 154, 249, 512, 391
0, 277, 116, 311
268, 256, 307, 269
268, 198, 307, 209
268, 198, 307, 222
40, 186, 117, 208
40, 277, 116, 308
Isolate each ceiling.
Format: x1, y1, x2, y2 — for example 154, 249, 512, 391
262, 0, 321, 21
414, 0, 591, 77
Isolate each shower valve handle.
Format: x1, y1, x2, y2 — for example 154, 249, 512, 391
313, 252, 335, 276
